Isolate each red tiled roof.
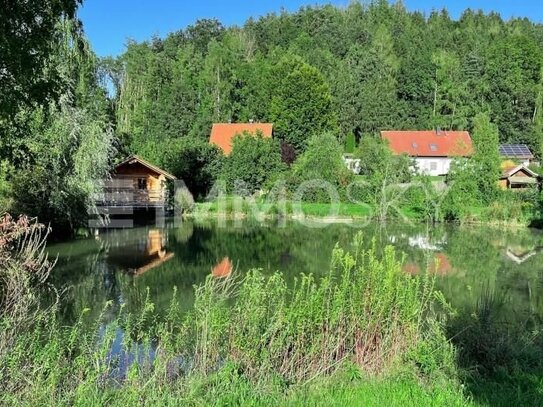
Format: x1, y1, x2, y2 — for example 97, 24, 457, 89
381, 130, 473, 157
210, 123, 273, 155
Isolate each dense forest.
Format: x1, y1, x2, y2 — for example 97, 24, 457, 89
107, 0, 543, 162
1, 0, 543, 231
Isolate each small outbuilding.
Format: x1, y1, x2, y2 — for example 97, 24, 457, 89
499, 164, 540, 190
98, 155, 176, 208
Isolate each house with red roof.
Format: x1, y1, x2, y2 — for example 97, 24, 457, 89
381, 130, 473, 176
209, 122, 273, 155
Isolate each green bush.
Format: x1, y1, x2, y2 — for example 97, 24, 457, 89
344, 132, 356, 154
288, 133, 353, 203
0, 161, 13, 212
160, 137, 224, 199
222, 132, 286, 195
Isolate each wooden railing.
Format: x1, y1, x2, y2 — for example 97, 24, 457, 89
95, 182, 168, 208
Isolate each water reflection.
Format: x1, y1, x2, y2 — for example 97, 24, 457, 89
105, 229, 174, 276
48, 221, 543, 326
212, 257, 233, 279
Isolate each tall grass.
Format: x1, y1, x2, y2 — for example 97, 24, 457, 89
0, 232, 462, 405
0, 214, 57, 354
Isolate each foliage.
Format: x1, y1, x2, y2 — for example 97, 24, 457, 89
288, 133, 352, 202
222, 132, 286, 194
470, 112, 501, 203
354, 136, 413, 218
0, 161, 13, 212
270, 55, 337, 153
280, 141, 297, 166
159, 138, 223, 199
175, 186, 195, 214
442, 159, 480, 221
0, 0, 82, 119
11, 100, 114, 235
344, 132, 356, 154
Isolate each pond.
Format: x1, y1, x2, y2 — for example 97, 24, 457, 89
48, 220, 543, 328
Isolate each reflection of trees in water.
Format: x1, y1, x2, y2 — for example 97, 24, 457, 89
54, 221, 543, 337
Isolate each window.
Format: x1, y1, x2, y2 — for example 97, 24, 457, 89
429, 144, 438, 152
430, 162, 438, 171
137, 178, 147, 190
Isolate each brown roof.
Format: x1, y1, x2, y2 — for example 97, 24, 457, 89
381, 130, 473, 157
500, 164, 539, 179
210, 123, 273, 155
114, 155, 176, 180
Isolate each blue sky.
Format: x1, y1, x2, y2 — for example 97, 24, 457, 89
79, 0, 543, 57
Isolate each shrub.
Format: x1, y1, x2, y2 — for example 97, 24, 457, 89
288, 133, 353, 202
0, 161, 13, 212
222, 132, 286, 195
174, 187, 195, 214
344, 132, 356, 153
160, 137, 224, 199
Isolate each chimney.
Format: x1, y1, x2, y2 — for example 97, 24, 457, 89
436, 127, 442, 136
249, 118, 254, 124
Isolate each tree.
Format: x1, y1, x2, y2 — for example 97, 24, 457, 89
354, 135, 413, 217
270, 56, 337, 153
184, 19, 225, 55
223, 133, 285, 194
289, 133, 352, 202
431, 50, 469, 130
11, 100, 114, 235
471, 112, 501, 202
340, 25, 401, 135
0, 0, 82, 118
160, 138, 224, 199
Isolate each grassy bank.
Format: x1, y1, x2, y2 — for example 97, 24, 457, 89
191, 197, 373, 219
190, 196, 539, 227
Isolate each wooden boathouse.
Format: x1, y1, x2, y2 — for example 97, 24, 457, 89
96, 155, 176, 210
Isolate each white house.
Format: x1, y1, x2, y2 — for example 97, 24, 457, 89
342, 154, 361, 174
380, 130, 474, 176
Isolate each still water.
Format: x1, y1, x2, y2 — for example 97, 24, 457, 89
48, 220, 543, 326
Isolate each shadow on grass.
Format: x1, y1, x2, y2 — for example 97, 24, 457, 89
447, 287, 543, 406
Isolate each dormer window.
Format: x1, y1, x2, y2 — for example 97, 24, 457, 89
412, 142, 418, 149
429, 144, 438, 152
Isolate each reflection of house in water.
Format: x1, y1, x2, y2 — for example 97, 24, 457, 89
491, 234, 543, 265
505, 246, 543, 265
403, 253, 454, 276
212, 257, 233, 279
106, 229, 174, 276
389, 234, 447, 251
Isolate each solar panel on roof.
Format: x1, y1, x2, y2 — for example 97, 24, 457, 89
499, 144, 533, 157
